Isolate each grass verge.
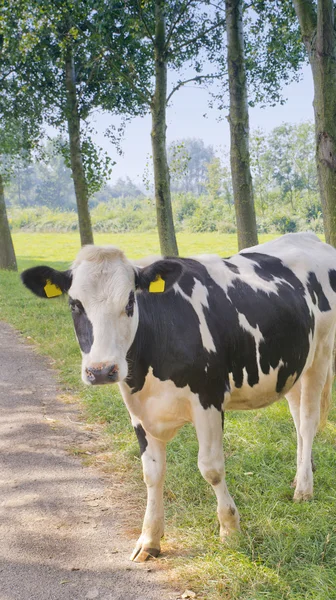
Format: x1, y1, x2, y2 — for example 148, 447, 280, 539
0, 231, 335, 600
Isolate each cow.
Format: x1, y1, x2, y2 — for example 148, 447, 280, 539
21, 232, 336, 562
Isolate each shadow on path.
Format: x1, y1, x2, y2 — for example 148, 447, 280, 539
0, 322, 175, 600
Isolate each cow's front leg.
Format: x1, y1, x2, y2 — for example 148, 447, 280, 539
192, 403, 240, 539
131, 423, 166, 562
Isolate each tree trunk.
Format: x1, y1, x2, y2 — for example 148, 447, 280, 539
293, 0, 336, 246
225, 0, 258, 251
65, 48, 94, 246
0, 174, 17, 271
151, 0, 178, 256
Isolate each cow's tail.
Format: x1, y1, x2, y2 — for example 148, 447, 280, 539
319, 362, 333, 430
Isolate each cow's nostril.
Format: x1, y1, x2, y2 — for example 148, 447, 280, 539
108, 365, 118, 379
85, 367, 96, 382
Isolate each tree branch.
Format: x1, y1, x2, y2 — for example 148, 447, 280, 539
134, 0, 155, 45
170, 17, 226, 54
166, 73, 221, 103
165, 0, 195, 49
104, 55, 152, 105
207, 1, 226, 13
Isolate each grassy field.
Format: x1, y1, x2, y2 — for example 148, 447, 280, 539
1, 231, 336, 600
11, 230, 278, 266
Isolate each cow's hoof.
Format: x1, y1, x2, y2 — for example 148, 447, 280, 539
293, 489, 313, 502
130, 544, 160, 562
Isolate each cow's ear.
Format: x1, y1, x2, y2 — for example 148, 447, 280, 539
135, 259, 183, 293
21, 266, 72, 299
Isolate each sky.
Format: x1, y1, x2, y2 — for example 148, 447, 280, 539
89, 64, 314, 188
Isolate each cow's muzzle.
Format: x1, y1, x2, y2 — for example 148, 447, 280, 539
85, 363, 119, 385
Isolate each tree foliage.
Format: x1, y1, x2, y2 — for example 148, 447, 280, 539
250, 121, 320, 229
244, 0, 307, 107
168, 139, 215, 194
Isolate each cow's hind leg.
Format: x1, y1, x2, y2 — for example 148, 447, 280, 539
286, 381, 302, 488
192, 403, 240, 540
293, 352, 331, 502
131, 423, 166, 562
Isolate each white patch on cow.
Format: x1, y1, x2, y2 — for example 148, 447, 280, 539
195, 254, 238, 295
226, 358, 297, 410
196, 253, 281, 297
237, 312, 264, 369
119, 369, 194, 442
245, 232, 331, 295
174, 279, 217, 353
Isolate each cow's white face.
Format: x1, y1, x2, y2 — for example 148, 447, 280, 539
68, 246, 139, 385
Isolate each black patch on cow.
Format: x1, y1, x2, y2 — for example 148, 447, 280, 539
69, 297, 94, 354
223, 260, 240, 274
134, 424, 148, 455
329, 269, 336, 292
126, 291, 135, 317
127, 253, 316, 410
307, 272, 331, 312
241, 252, 291, 283
310, 311, 315, 336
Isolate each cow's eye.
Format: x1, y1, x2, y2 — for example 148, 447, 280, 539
125, 291, 135, 317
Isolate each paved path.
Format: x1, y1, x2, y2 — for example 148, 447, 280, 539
0, 322, 176, 600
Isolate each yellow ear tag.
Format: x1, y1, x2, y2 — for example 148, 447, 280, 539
149, 274, 165, 293
44, 279, 63, 298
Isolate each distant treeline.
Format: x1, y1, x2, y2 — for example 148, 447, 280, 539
8, 123, 322, 235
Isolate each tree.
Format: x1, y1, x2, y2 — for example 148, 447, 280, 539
0, 123, 39, 271
213, 0, 306, 245
0, 8, 43, 270
115, 0, 225, 255
108, 177, 144, 199
150, 0, 179, 255
250, 128, 273, 216
295, 122, 318, 200
5, 139, 77, 209
266, 123, 318, 209
225, 0, 258, 250
268, 124, 304, 209
206, 157, 224, 200
250, 123, 318, 218
0, 175, 17, 271
3, 0, 150, 245
292, 0, 336, 245
168, 138, 215, 195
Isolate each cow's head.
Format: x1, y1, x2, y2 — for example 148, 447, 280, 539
21, 245, 183, 386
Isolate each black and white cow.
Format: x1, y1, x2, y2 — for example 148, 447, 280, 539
21, 232, 336, 561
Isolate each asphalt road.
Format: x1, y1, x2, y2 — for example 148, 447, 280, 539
0, 321, 176, 600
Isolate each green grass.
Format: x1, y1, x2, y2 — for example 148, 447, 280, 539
1, 231, 336, 600
11, 231, 278, 266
